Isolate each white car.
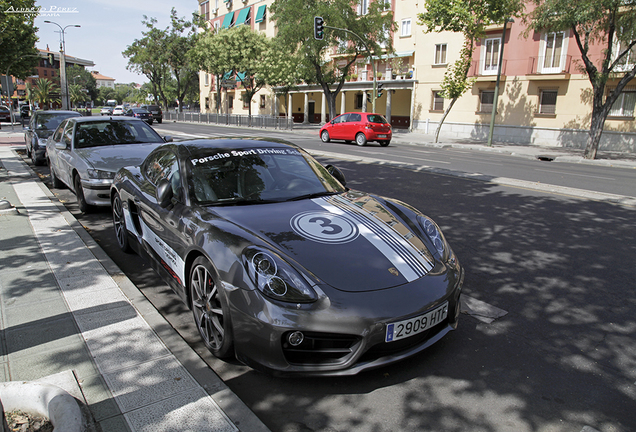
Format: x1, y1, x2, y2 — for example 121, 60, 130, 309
100, 107, 113, 115
112, 105, 125, 115
46, 117, 171, 212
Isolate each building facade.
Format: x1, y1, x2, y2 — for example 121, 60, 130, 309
197, 0, 636, 152
91, 71, 116, 89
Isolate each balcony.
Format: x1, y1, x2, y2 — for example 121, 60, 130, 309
527, 55, 572, 77
467, 60, 508, 81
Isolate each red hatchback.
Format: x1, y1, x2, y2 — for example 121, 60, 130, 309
320, 112, 392, 146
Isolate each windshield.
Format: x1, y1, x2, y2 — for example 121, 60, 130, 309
35, 113, 78, 131
188, 147, 346, 205
75, 120, 163, 148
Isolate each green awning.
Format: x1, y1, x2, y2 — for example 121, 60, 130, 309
235, 7, 250, 26
221, 12, 234, 29
255, 5, 266, 23
223, 71, 234, 80
235, 72, 247, 81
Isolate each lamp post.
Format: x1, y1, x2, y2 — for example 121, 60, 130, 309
43, 21, 81, 110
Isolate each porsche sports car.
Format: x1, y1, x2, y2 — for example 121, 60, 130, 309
110, 138, 463, 376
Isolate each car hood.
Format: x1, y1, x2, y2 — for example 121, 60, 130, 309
213, 191, 437, 292
75, 143, 163, 171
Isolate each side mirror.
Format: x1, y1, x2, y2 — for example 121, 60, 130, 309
55, 142, 67, 150
163, 136, 173, 143
156, 179, 173, 208
325, 165, 346, 187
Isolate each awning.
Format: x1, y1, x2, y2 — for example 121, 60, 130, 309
235, 7, 250, 26
223, 71, 234, 80
235, 71, 247, 81
372, 50, 415, 60
221, 12, 234, 29
255, 5, 266, 23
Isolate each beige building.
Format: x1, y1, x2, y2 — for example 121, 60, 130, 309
197, 0, 636, 152
91, 71, 116, 89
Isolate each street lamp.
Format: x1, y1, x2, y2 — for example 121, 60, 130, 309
43, 21, 81, 110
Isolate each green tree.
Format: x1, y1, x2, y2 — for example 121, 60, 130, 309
66, 65, 98, 104
97, 86, 116, 105
526, 0, 636, 159
262, 42, 304, 120
68, 83, 88, 108
192, 27, 231, 114
0, 0, 39, 79
418, 0, 523, 142
33, 77, 59, 109
270, 0, 395, 120
24, 81, 35, 108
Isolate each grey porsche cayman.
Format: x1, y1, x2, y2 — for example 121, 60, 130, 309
110, 138, 464, 376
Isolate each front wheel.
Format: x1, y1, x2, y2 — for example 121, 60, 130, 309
320, 130, 330, 143
74, 175, 90, 213
190, 257, 234, 359
112, 194, 132, 253
356, 133, 367, 146
49, 161, 63, 188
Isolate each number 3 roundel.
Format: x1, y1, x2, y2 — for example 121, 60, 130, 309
291, 211, 360, 244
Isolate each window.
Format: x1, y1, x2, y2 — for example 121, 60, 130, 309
228, 95, 233, 109
609, 88, 636, 117
482, 37, 500, 74
204, 73, 209, 86
480, 91, 494, 113
260, 95, 266, 108
201, 0, 209, 21
432, 91, 444, 111
614, 40, 636, 72
539, 90, 557, 114
361, 69, 368, 81
435, 44, 447, 65
401, 19, 411, 37
541, 32, 566, 73
358, 0, 368, 15
355, 94, 364, 109
205, 97, 210, 109
243, 94, 249, 109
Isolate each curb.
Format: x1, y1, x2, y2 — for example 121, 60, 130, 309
0, 381, 83, 432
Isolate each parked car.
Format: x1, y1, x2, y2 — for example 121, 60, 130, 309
112, 105, 125, 115
124, 107, 153, 125
110, 138, 463, 375
24, 110, 82, 166
20, 105, 31, 119
47, 117, 171, 212
320, 112, 392, 147
0, 105, 11, 122
100, 107, 113, 115
140, 104, 162, 124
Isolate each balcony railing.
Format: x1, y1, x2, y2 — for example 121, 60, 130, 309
527, 55, 572, 75
467, 60, 508, 77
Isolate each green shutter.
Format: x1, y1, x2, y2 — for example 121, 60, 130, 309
255, 5, 266, 23
222, 12, 234, 29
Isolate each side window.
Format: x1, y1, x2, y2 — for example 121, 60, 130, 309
52, 119, 66, 142
348, 113, 362, 122
62, 122, 74, 147
334, 114, 349, 124
144, 150, 183, 201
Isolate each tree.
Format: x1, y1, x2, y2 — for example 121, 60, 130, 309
192, 27, 231, 115
68, 84, 88, 108
526, 0, 636, 159
66, 65, 98, 103
0, 0, 39, 80
270, 0, 395, 121
33, 77, 59, 109
97, 86, 116, 105
262, 41, 304, 119
418, 0, 523, 142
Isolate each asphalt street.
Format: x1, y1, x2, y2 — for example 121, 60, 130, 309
15, 123, 635, 432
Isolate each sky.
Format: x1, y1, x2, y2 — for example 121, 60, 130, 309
33, 0, 199, 84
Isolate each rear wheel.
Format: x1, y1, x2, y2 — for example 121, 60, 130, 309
49, 160, 63, 188
356, 133, 367, 146
379, 140, 390, 147
190, 257, 234, 358
112, 194, 132, 253
157, 118, 162, 124
74, 175, 90, 213
320, 130, 330, 143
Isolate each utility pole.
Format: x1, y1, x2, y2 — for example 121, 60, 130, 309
44, 21, 81, 110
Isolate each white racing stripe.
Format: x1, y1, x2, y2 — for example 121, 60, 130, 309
315, 196, 434, 282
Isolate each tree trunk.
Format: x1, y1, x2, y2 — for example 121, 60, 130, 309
584, 112, 607, 160
434, 98, 457, 143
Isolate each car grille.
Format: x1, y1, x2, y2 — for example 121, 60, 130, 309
282, 332, 361, 365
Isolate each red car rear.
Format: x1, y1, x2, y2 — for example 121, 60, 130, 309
320, 112, 392, 146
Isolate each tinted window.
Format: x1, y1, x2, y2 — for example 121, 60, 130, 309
367, 114, 388, 124
348, 113, 362, 122
74, 120, 162, 148
333, 114, 349, 124
143, 150, 182, 201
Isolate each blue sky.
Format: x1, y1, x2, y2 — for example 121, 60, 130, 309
34, 0, 198, 84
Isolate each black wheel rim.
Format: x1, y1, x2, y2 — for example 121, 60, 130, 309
112, 196, 127, 248
191, 264, 224, 350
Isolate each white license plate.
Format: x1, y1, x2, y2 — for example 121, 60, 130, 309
385, 302, 448, 342
378, 134, 387, 138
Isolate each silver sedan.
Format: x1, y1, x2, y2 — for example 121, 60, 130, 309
46, 116, 171, 212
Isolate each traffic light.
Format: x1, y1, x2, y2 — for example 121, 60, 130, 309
366, 93, 371, 103
377, 82, 384, 98
48, 52, 55, 66
314, 16, 324, 40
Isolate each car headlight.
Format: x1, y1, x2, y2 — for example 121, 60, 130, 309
417, 215, 451, 261
86, 169, 116, 180
243, 248, 317, 303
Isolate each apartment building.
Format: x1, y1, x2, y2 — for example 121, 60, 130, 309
197, 0, 636, 151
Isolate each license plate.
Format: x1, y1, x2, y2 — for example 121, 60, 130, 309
385, 302, 448, 342
378, 134, 387, 138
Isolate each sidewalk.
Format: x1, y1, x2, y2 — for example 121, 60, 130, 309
0, 132, 270, 431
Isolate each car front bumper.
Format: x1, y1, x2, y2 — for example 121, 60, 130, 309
81, 178, 113, 206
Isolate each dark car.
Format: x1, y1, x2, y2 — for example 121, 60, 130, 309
47, 117, 170, 212
110, 138, 463, 376
124, 108, 153, 125
20, 105, 30, 119
320, 112, 392, 147
0, 106, 11, 122
24, 110, 82, 165
140, 104, 162, 124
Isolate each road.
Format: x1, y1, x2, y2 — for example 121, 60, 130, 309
24, 124, 636, 432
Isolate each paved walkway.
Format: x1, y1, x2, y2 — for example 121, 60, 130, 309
0, 132, 269, 431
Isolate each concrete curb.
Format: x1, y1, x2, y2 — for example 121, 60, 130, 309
0, 381, 83, 431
